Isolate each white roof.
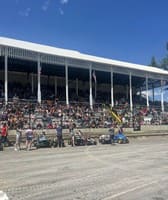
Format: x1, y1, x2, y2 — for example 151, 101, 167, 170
0, 36, 168, 76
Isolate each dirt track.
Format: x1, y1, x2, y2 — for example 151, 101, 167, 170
0, 136, 168, 200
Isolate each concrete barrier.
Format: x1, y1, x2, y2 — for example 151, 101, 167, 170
7, 125, 168, 142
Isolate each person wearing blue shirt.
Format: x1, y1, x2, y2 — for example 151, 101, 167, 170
56, 123, 63, 147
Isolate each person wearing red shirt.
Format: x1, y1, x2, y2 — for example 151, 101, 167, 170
1, 123, 8, 144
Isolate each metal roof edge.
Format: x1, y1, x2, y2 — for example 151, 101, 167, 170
0, 36, 168, 76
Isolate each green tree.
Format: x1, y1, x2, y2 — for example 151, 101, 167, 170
160, 42, 168, 70
149, 42, 168, 70
160, 56, 168, 70
149, 56, 158, 67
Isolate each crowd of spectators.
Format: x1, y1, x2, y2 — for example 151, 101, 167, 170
0, 81, 167, 130
0, 97, 166, 131
0, 100, 113, 130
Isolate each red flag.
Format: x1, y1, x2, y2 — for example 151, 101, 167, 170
92, 70, 96, 83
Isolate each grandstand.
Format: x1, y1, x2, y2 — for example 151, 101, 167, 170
0, 37, 168, 131
1, 37, 168, 110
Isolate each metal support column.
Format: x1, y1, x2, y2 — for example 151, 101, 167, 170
89, 64, 93, 109
152, 82, 155, 102
4, 48, 8, 105
111, 68, 114, 108
146, 75, 149, 108
129, 72, 133, 112
161, 79, 164, 112
37, 54, 41, 104
65, 63, 69, 106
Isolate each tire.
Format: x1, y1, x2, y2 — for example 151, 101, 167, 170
118, 139, 123, 144
126, 138, 129, 143
122, 139, 127, 144
102, 140, 105, 144
0, 144, 3, 151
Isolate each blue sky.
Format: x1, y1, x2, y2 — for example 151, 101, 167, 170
0, 0, 168, 65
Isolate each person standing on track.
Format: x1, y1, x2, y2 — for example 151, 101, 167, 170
56, 123, 63, 147
69, 123, 75, 147
25, 126, 34, 151
15, 125, 22, 151
1, 123, 8, 144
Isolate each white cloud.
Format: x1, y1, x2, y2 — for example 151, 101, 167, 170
60, 0, 69, 5
19, 8, 31, 17
59, 8, 64, 15
58, 0, 69, 15
42, 0, 50, 11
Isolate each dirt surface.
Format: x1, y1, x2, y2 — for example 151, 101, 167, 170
0, 136, 168, 200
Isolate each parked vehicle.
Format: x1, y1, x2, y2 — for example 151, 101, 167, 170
68, 130, 86, 146
33, 132, 52, 149
99, 126, 129, 144
113, 132, 129, 144
74, 134, 86, 146
86, 137, 97, 145
99, 134, 111, 144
